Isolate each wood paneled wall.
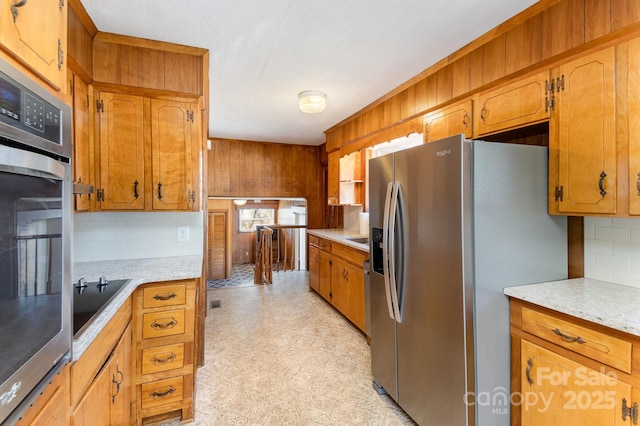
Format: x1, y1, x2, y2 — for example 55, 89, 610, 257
208, 138, 323, 229
67, 0, 95, 82
325, 0, 640, 151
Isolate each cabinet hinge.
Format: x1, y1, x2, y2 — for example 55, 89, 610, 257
545, 79, 555, 95
57, 39, 63, 70
545, 96, 554, 112
622, 399, 638, 425
97, 188, 104, 202
96, 99, 104, 113
556, 75, 565, 92
555, 185, 564, 202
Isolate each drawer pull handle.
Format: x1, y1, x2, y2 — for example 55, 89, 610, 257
153, 292, 177, 301
151, 318, 177, 330
553, 328, 585, 344
526, 358, 534, 385
599, 171, 607, 197
151, 352, 177, 365
150, 386, 175, 399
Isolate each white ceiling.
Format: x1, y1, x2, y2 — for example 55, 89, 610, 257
83, 0, 537, 146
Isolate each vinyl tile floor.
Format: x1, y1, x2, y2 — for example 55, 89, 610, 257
188, 270, 415, 425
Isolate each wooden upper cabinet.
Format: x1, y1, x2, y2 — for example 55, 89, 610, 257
96, 92, 146, 210
0, 0, 67, 90
474, 69, 551, 137
550, 47, 616, 215
72, 73, 93, 212
628, 38, 640, 215
150, 99, 200, 211
423, 99, 473, 142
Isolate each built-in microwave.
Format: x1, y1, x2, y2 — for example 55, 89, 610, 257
0, 57, 72, 424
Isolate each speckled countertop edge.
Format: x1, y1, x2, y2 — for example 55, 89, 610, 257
307, 228, 369, 252
504, 277, 640, 337
71, 255, 202, 361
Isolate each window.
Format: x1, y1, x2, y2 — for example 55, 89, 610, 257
239, 208, 275, 232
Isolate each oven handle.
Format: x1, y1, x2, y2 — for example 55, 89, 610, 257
0, 144, 65, 180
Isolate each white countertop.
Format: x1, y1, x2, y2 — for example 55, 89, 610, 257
307, 228, 369, 252
72, 255, 202, 361
504, 277, 640, 337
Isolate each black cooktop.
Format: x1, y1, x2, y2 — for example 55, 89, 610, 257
73, 279, 129, 336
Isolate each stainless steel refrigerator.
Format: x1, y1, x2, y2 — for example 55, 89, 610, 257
369, 134, 567, 426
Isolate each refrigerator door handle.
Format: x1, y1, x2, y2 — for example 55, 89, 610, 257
382, 182, 396, 320
389, 181, 402, 323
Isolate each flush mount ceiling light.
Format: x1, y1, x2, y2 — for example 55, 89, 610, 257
298, 90, 326, 114
233, 199, 247, 206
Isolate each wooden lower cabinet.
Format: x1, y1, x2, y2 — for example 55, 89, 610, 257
308, 244, 320, 293
14, 364, 70, 426
510, 300, 639, 425
72, 324, 132, 426
70, 297, 133, 426
520, 340, 631, 426
308, 233, 368, 332
133, 279, 196, 424
330, 255, 365, 331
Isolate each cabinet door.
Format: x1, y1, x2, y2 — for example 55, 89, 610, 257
345, 263, 365, 330
318, 250, 332, 301
0, 0, 67, 90
72, 324, 131, 426
475, 69, 551, 136
96, 92, 145, 210
521, 340, 631, 426
327, 151, 340, 205
330, 257, 365, 330
628, 38, 640, 215
551, 47, 616, 214
423, 99, 473, 142
308, 245, 320, 292
72, 361, 111, 426
72, 74, 92, 212
330, 256, 349, 315
151, 99, 198, 211
109, 324, 131, 425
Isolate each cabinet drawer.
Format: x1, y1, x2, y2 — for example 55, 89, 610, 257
142, 284, 187, 308
521, 306, 632, 373
140, 376, 184, 410
142, 309, 186, 339
319, 239, 331, 252
309, 234, 320, 247
332, 242, 368, 266
141, 343, 186, 375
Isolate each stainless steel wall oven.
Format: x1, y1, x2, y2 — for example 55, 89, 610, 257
0, 57, 72, 424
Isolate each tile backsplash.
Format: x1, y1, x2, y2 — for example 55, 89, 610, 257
73, 212, 204, 262
584, 217, 640, 288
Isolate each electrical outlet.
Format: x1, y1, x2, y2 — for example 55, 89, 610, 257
177, 226, 190, 241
